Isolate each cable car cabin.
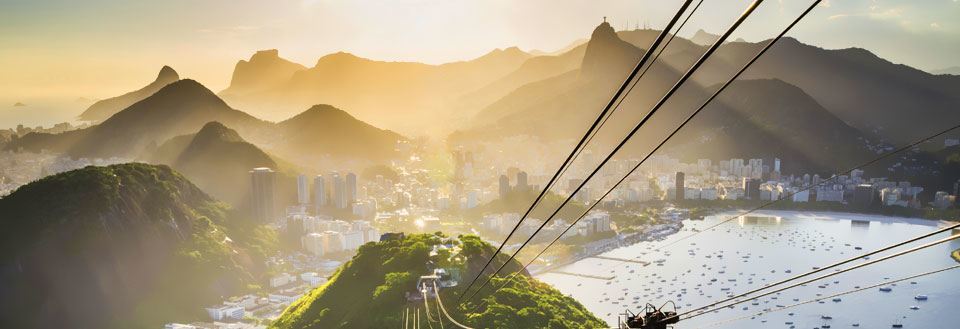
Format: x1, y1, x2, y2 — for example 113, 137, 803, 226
618, 303, 680, 329
405, 274, 441, 302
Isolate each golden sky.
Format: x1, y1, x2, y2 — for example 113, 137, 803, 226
1, 0, 958, 100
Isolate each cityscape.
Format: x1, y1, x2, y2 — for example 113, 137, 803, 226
2, 1, 960, 329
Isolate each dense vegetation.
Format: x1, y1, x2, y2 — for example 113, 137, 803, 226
0, 163, 277, 328
270, 234, 605, 329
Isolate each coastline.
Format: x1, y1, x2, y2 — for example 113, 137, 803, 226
538, 209, 959, 277
715, 209, 959, 227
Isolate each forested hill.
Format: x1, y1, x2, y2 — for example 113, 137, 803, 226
270, 233, 605, 329
0, 163, 276, 329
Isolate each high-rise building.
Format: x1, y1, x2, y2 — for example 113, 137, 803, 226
314, 175, 326, 211
330, 172, 345, 209
250, 167, 276, 223
516, 171, 528, 191
774, 158, 781, 173
675, 172, 685, 201
852, 184, 875, 208
742, 177, 761, 200
297, 174, 309, 205
499, 174, 510, 199
345, 172, 357, 206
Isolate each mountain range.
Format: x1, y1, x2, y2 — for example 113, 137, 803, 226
218, 47, 533, 134
78, 65, 181, 122
6, 79, 406, 166
450, 22, 960, 174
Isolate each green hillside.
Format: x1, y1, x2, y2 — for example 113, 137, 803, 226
0, 163, 276, 328
270, 234, 604, 329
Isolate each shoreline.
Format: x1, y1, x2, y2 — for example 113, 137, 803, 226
538, 209, 959, 277
714, 209, 959, 227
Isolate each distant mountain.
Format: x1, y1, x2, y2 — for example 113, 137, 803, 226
220, 49, 307, 96
932, 66, 960, 76
70, 79, 268, 158
690, 29, 720, 46
6, 80, 404, 166
78, 66, 180, 122
151, 121, 278, 205
454, 23, 880, 174
661, 79, 878, 172
270, 234, 603, 329
702, 37, 960, 145
274, 104, 405, 162
0, 163, 271, 328
220, 48, 531, 134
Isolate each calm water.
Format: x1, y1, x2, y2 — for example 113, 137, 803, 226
538, 211, 960, 329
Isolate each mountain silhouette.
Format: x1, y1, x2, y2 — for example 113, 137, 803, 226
220, 49, 306, 96
68, 79, 269, 158
274, 104, 405, 162
690, 29, 720, 46
454, 23, 878, 174
78, 66, 180, 122
219, 48, 531, 134
932, 66, 960, 75
694, 37, 960, 145
0, 163, 264, 328
150, 121, 278, 205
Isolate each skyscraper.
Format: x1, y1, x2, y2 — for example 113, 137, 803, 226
314, 175, 326, 211
499, 174, 510, 199
346, 172, 357, 206
297, 174, 309, 205
675, 172, 685, 201
330, 172, 345, 209
250, 167, 276, 223
516, 171, 528, 191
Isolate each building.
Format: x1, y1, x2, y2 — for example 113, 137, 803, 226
852, 184, 875, 208
250, 167, 276, 223
675, 172, 685, 201
346, 172, 357, 206
516, 171, 528, 191
499, 174, 511, 199
343, 230, 365, 250
741, 178, 761, 200
330, 172, 345, 209
297, 174, 309, 205
816, 189, 844, 202
205, 305, 244, 321
270, 272, 297, 287
314, 175, 326, 210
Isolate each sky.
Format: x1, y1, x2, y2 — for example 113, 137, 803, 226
1, 0, 958, 99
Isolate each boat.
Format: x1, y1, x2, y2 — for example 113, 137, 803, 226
879, 287, 893, 292
914, 295, 928, 301
832, 298, 842, 302
909, 306, 919, 310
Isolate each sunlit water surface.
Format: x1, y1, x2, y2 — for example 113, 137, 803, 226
537, 211, 960, 329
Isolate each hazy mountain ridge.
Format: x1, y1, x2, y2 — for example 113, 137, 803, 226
78, 66, 180, 122
453, 23, 882, 174
220, 48, 532, 134
220, 49, 308, 96
6, 80, 405, 165
0, 163, 271, 328
150, 121, 279, 206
